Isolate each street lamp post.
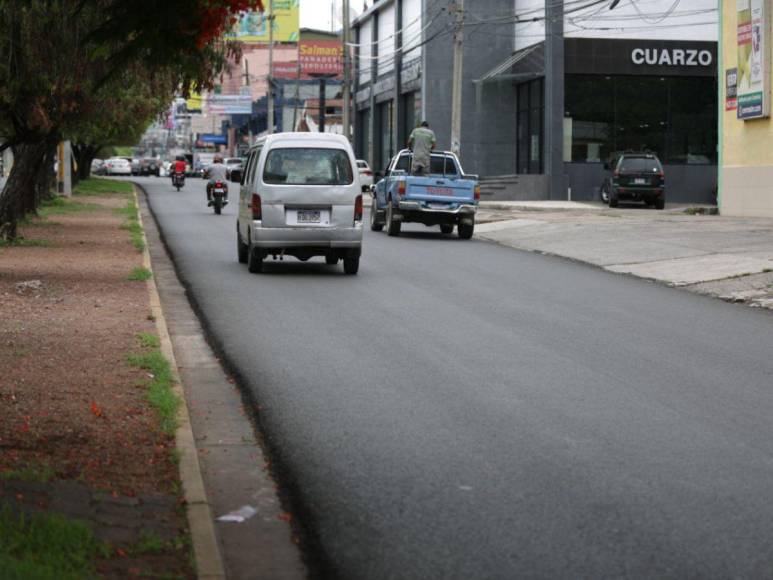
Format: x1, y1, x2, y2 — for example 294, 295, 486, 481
308, 73, 338, 133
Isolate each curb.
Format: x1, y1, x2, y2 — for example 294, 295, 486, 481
133, 186, 226, 580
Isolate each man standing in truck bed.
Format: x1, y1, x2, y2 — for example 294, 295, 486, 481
408, 121, 436, 175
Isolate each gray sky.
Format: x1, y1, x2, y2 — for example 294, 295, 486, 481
300, 0, 361, 32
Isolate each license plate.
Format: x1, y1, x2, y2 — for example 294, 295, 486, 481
634, 178, 647, 185
213, 188, 225, 194
297, 210, 321, 223
428, 202, 451, 209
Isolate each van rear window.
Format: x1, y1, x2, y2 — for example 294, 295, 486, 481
263, 148, 353, 185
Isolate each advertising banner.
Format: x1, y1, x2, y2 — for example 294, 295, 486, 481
208, 95, 253, 115
737, 0, 770, 120
300, 40, 344, 77
225, 0, 300, 43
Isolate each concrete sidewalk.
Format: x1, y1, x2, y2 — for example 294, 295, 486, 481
474, 202, 773, 310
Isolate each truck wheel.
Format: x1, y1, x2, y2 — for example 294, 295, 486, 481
655, 197, 665, 210
458, 221, 474, 240
440, 224, 454, 235
370, 198, 384, 231
386, 202, 401, 237
237, 228, 248, 264
248, 246, 264, 273
343, 256, 360, 275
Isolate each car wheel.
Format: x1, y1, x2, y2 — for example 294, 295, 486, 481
458, 221, 474, 239
440, 224, 454, 235
237, 227, 248, 264
654, 197, 665, 210
601, 184, 609, 203
370, 198, 384, 232
247, 246, 264, 273
386, 201, 401, 237
343, 256, 360, 275
325, 255, 339, 265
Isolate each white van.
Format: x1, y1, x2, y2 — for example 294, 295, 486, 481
234, 133, 363, 274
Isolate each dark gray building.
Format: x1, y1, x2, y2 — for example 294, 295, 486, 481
352, 1, 718, 203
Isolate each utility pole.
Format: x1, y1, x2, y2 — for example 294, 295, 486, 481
267, 0, 275, 135
342, 0, 351, 142
450, 0, 464, 157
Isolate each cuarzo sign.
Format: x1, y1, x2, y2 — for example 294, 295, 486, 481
631, 48, 713, 67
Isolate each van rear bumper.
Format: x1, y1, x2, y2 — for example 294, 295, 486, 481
250, 223, 363, 249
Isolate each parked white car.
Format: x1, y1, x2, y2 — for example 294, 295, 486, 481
235, 133, 363, 274
105, 157, 131, 176
356, 159, 373, 192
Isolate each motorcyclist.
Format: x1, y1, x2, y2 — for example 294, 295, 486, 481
172, 155, 187, 178
205, 154, 228, 206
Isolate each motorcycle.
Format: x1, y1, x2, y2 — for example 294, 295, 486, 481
209, 180, 228, 215
172, 171, 185, 191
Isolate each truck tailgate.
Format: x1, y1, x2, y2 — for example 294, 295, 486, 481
405, 177, 476, 204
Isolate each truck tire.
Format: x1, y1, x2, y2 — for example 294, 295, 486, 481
655, 197, 665, 210
370, 198, 384, 231
440, 224, 454, 235
386, 201, 401, 237
458, 221, 474, 240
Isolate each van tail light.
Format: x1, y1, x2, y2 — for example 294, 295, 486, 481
474, 184, 481, 201
364, 170, 372, 176
398, 180, 406, 196
251, 194, 262, 220
354, 194, 363, 221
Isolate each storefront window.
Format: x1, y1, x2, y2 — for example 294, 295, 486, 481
516, 79, 544, 174
565, 75, 716, 165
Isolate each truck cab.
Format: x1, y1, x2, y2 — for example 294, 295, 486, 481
370, 150, 479, 239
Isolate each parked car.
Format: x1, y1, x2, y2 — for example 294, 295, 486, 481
224, 157, 244, 180
140, 157, 161, 176
356, 159, 373, 192
235, 133, 363, 275
130, 158, 141, 176
371, 150, 479, 238
105, 157, 132, 176
90, 159, 106, 176
601, 152, 665, 209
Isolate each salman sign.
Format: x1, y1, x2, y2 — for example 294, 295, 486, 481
225, 0, 299, 43
737, 0, 770, 120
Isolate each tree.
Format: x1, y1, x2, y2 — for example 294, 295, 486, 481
0, 0, 264, 240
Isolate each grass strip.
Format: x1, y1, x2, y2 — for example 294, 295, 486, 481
0, 238, 53, 248
127, 337, 181, 436
74, 177, 133, 196
37, 196, 100, 218
0, 463, 55, 484
0, 504, 109, 580
128, 266, 152, 281
115, 198, 144, 251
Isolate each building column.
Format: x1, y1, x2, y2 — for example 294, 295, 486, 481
394, 0, 404, 152
368, 13, 379, 172
545, 0, 565, 199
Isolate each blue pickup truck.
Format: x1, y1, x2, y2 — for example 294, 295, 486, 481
370, 149, 480, 239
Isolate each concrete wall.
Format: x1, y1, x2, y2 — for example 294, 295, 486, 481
566, 163, 717, 204
721, 0, 773, 217
424, 0, 516, 177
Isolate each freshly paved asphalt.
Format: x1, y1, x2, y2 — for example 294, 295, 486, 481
136, 176, 773, 579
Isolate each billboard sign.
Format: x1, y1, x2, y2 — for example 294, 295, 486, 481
726, 68, 738, 111
300, 40, 343, 77
737, 0, 770, 120
225, 0, 299, 43
208, 95, 253, 115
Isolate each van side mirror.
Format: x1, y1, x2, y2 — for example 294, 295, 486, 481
230, 169, 242, 183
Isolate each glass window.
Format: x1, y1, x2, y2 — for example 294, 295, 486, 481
241, 151, 255, 185
263, 148, 353, 185
618, 156, 663, 173
429, 155, 459, 176
565, 75, 717, 165
394, 154, 411, 172
515, 79, 544, 174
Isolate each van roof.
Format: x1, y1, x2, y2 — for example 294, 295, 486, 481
252, 132, 351, 149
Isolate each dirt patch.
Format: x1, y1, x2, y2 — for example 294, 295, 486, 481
0, 191, 193, 578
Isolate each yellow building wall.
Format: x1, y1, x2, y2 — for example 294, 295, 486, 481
722, 0, 773, 216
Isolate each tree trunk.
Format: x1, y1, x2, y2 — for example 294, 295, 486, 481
0, 140, 54, 241
73, 143, 99, 182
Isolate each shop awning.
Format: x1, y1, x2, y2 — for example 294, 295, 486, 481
475, 43, 544, 84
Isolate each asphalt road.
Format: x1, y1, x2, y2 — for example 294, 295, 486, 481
137, 176, 773, 579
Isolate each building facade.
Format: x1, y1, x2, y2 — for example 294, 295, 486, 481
352, 1, 718, 203
720, 0, 773, 217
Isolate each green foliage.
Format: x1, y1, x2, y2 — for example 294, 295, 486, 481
0, 237, 53, 248
0, 463, 55, 483
128, 267, 152, 281
0, 504, 109, 580
37, 197, 100, 218
136, 332, 160, 349
73, 178, 133, 196
127, 348, 181, 436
